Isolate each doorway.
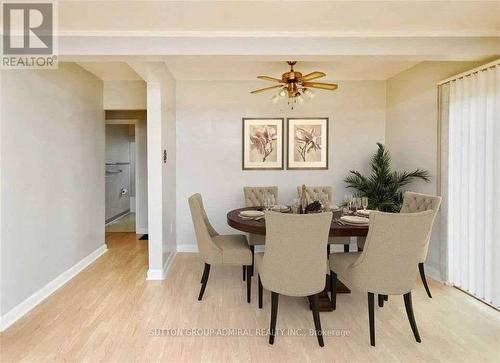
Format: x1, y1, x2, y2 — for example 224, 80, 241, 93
104, 111, 148, 237
105, 123, 136, 232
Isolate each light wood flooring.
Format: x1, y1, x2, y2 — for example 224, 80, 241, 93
1, 233, 499, 362
105, 213, 136, 233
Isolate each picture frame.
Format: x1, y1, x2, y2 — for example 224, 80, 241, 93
242, 118, 284, 170
287, 117, 329, 170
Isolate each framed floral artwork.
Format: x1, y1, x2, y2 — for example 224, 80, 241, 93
287, 117, 329, 170
242, 118, 284, 170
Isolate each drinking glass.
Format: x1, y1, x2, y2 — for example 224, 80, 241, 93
354, 197, 362, 212
270, 194, 276, 210
262, 194, 270, 211
362, 197, 368, 211
345, 194, 353, 211
320, 193, 330, 212
291, 198, 300, 214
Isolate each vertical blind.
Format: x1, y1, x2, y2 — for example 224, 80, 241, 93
447, 63, 500, 308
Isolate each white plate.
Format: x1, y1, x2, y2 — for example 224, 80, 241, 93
239, 210, 265, 218
272, 205, 290, 212
341, 216, 369, 225
357, 209, 372, 216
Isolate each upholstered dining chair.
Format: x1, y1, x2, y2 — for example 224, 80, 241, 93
255, 211, 333, 347
330, 210, 436, 346
297, 185, 351, 253
400, 192, 442, 298
242, 186, 278, 281
188, 193, 253, 303
356, 191, 442, 298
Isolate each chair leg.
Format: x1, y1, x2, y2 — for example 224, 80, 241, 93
198, 263, 210, 301
327, 244, 331, 256
418, 262, 432, 298
246, 265, 252, 303
344, 244, 349, 253
368, 292, 375, 346
330, 271, 337, 310
250, 246, 255, 277
403, 292, 421, 343
269, 292, 279, 344
378, 294, 384, 307
310, 294, 325, 347
243, 266, 246, 282
258, 275, 263, 309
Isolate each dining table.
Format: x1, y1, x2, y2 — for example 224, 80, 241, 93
227, 206, 370, 312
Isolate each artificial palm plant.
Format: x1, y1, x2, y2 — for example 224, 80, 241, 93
345, 143, 430, 212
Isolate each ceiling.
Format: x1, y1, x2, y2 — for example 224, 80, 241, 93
60, 1, 498, 36
77, 62, 141, 81
163, 56, 421, 81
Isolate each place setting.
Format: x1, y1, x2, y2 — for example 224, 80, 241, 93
336, 195, 371, 226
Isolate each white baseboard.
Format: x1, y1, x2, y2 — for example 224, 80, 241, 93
146, 250, 176, 280
0, 244, 108, 332
177, 244, 198, 253
136, 227, 148, 235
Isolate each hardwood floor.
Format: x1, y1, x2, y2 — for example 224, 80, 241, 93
1, 233, 499, 362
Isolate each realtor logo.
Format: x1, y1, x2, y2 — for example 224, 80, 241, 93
2, 1, 58, 68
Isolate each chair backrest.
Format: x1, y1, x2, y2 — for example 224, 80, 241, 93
400, 191, 442, 261
260, 211, 332, 296
297, 186, 333, 205
243, 186, 278, 207
350, 210, 435, 295
188, 194, 221, 264
401, 191, 442, 215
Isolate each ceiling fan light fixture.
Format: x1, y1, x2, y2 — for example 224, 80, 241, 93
303, 88, 315, 99
250, 61, 338, 108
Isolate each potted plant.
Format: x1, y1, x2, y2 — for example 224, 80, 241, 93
344, 143, 430, 212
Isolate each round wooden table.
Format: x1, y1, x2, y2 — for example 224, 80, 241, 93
227, 207, 369, 238
227, 207, 369, 311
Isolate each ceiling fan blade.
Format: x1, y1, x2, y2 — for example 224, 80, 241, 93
302, 71, 326, 81
303, 82, 338, 91
250, 85, 284, 94
257, 76, 283, 83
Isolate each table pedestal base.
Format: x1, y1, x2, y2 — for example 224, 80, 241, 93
316, 276, 351, 312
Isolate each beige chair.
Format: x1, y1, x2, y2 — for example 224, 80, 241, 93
400, 192, 442, 298
242, 186, 278, 281
298, 186, 351, 253
356, 191, 442, 298
244, 186, 278, 207
255, 211, 333, 346
188, 194, 253, 302
330, 210, 436, 346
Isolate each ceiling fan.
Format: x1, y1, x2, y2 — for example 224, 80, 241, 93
250, 61, 338, 108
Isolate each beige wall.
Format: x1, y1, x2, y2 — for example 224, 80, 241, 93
103, 80, 146, 110
1, 63, 104, 319
176, 80, 386, 250
385, 61, 482, 279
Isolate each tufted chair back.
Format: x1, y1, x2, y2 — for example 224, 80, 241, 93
243, 186, 278, 207
400, 192, 442, 262
297, 186, 334, 205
